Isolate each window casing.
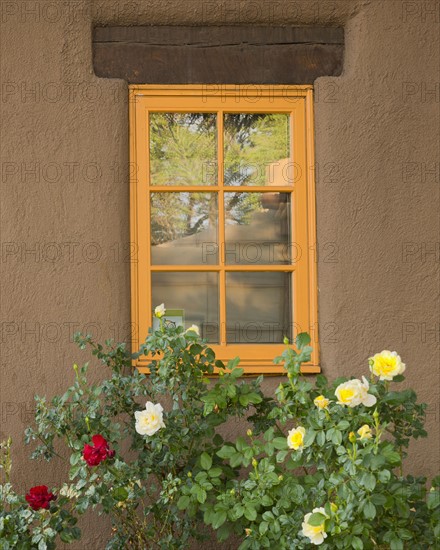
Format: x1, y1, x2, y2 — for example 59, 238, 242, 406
130, 85, 319, 374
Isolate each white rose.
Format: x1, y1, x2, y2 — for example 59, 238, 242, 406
154, 303, 166, 318
301, 507, 328, 545
335, 376, 377, 408
135, 402, 165, 436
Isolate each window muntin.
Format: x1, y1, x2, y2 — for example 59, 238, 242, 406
130, 86, 319, 373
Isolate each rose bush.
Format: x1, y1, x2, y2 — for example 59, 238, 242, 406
0, 438, 81, 548
24, 311, 265, 548
186, 336, 439, 549
1, 306, 436, 548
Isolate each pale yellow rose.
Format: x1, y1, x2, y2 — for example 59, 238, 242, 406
135, 402, 165, 436
301, 507, 328, 545
287, 426, 306, 450
154, 303, 166, 318
369, 350, 405, 381
314, 395, 330, 410
335, 377, 377, 408
357, 424, 373, 440
185, 324, 200, 335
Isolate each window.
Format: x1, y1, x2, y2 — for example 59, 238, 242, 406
130, 85, 319, 374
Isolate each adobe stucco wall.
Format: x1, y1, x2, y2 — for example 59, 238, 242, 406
1, 1, 439, 548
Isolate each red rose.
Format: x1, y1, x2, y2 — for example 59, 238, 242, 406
83, 434, 115, 466
25, 485, 56, 510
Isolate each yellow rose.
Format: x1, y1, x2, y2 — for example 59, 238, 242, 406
185, 324, 200, 335
357, 424, 373, 440
287, 426, 306, 450
335, 377, 377, 408
301, 507, 328, 545
314, 395, 330, 410
369, 350, 405, 381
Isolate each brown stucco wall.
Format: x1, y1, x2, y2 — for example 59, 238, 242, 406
1, 1, 439, 548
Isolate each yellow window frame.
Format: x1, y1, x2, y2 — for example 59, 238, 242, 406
129, 85, 319, 374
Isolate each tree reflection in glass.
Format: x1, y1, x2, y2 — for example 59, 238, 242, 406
150, 113, 217, 186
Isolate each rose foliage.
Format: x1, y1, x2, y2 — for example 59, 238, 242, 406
0, 439, 80, 549
0, 315, 436, 549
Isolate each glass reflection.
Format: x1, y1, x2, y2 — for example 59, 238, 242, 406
150, 113, 217, 186
224, 114, 291, 186
224, 192, 291, 265
152, 272, 219, 342
226, 272, 292, 343
151, 193, 218, 265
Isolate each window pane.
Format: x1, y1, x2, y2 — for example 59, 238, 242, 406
224, 114, 292, 186
151, 192, 218, 265
152, 272, 219, 343
150, 113, 217, 186
224, 192, 291, 265
226, 272, 292, 343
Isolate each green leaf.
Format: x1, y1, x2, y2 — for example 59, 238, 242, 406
276, 450, 288, 463
227, 357, 240, 370
351, 536, 364, 550
244, 506, 257, 521
397, 528, 413, 541
395, 499, 410, 518
367, 454, 386, 470
247, 392, 263, 404
217, 445, 235, 459
196, 487, 207, 504
371, 493, 387, 506
362, 473, 376, 492
382, 447, 401, 465
337, 420, 350, 430
177, 495, 190, 510
427, 490, 440, 510
69, 452, 81, 466
239, 394, 251, 406
295, 332, 311, 349
303, 429, 316, 447
389, 535, 404, 550
363, 501, 376, 519
229, 452, 243, 468
233, 504, 245, 518
377, 469, 391, 483
212, 510, 227, 529
112, 487, 128, 501
273, 437, 288, 450
331, 430, 343, 446
307, 512, 326, 526
200, 452, 212, 471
